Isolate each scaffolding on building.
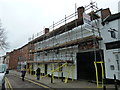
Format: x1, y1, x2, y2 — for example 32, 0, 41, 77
27, 1, 105, 87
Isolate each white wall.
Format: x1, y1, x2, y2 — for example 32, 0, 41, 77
101, 20, 119, 79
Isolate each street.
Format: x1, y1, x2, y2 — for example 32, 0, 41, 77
4, 70, 120, 90
6, 72, 49, 89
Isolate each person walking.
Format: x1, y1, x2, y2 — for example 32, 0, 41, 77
36, 67, 41, 80
21, 68, 26, 81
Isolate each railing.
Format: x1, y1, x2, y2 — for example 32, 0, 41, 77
49, 12, 77, 31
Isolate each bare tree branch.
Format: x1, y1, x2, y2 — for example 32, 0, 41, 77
0, 20, 9, 50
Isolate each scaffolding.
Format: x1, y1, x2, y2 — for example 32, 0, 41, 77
26, 60, 74, 83
27, 1, 104, 86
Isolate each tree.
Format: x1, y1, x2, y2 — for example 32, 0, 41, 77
0, 20, 8, 50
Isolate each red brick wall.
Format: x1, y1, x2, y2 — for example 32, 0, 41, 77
8, 44, 30, 69
21, 44, 29, 62
7, 43, 34, 70
8, 50, 19, 69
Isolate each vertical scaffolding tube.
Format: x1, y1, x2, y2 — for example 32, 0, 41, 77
94, 62, 99, 87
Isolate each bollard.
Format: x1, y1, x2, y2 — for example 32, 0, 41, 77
103, 77, 106, 90
114, 74, 118, 90
61, 72, 64, 82
103, 86, 106, 90
51, 73, 53, 83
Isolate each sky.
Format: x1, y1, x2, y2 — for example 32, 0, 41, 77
0, 0, 119, 56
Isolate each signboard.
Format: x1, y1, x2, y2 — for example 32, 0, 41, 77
83, 13, 92, 31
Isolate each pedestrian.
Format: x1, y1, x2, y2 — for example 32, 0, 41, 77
21, 68, 26, 81
36, 67, 41, 80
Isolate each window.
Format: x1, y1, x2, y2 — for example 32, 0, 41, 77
108, 28, 117, 39
110, 65, 114, 70
111, 31, 116, 38
18, 56, 21, 61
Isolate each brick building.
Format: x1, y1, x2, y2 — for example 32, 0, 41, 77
16, 44, 30, 70
8, 49, 19, 69
4, 43, 30, 70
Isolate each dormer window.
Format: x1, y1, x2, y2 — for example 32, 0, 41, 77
108, 28, 117, 39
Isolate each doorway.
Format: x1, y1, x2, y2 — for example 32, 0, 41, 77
77, 50, 104, 81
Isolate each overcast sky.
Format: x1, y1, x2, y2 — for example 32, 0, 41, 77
0, 0, 119, 56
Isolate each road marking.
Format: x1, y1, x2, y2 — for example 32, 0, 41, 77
5, 77, 13, 90
24, 78, 49, 88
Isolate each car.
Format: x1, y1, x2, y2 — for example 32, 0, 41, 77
0, 64, 9, 90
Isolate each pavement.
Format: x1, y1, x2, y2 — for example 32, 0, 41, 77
9, 70, 117, 89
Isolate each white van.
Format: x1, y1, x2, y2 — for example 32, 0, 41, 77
0, 64, 9, 90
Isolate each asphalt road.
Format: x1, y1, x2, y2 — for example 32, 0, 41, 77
6, 73, 45, 89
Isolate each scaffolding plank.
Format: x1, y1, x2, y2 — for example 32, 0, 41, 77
31, 35, 102, 53
27, 60, 73, 64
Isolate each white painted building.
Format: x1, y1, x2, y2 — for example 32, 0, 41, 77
101, 12, 120, 80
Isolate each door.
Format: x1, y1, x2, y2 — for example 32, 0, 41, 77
77, 50, 104, 81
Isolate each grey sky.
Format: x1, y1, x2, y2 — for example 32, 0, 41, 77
0, 0, 119, 56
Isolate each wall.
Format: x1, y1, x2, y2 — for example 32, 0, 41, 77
8, 50, 19, 69
118, 1, 120, 79
8, 44, 29, 70
100, 19, 119, 79
17, 44, 29, 70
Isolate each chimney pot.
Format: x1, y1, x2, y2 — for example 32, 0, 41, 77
44, 28, 49, 34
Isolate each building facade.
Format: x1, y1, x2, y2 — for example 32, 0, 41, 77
102, 12, 120, 80
27, 5, 120, 81
4, 43, 30, 70
8, 50, 19, 69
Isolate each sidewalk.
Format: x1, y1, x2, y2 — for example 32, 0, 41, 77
10, 70, 115, 89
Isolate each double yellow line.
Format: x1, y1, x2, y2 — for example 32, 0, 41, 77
24, 78, 49, 89
5, 77, 13, 90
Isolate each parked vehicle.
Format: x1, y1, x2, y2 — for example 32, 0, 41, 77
0, 64, 9, 90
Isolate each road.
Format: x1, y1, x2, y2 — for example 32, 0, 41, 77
6, 73, 48, 89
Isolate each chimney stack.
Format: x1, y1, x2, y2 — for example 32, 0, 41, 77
44, 28, 49, 34
101, 8, 111, 20
77, 6, 85, 19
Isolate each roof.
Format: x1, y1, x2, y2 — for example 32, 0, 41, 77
102, 12, 120, 25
